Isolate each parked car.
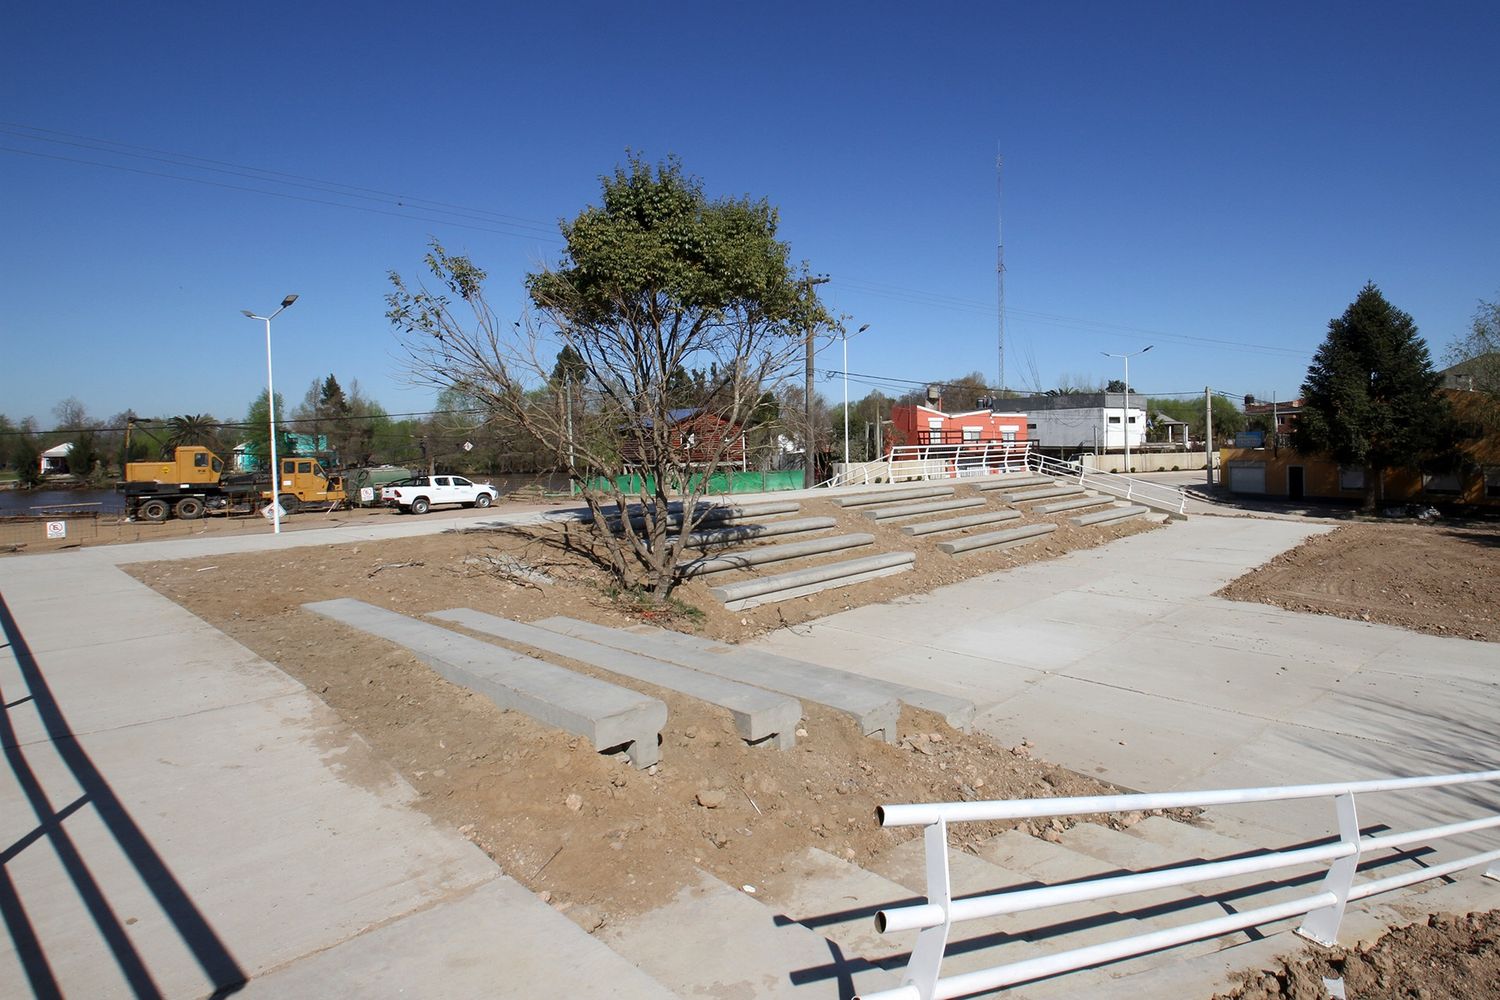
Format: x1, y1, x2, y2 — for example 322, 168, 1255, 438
381, 475, 498, 514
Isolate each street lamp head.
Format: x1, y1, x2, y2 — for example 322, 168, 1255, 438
280, 294, 299, 308
240, 309, 256, 318
857, 324, 870, 334
1141, 344, 1154, 354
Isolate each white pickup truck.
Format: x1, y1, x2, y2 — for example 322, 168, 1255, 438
381, 475, 498, 514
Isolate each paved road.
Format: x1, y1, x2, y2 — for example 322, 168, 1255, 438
0, 510, 676, 998
756, 516, 1500, 845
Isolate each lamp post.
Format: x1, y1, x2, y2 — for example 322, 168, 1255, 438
241, 294, 298, 534
802, 275, 830, 488
1101, 345, 1152, 473
842, 323, 870, 471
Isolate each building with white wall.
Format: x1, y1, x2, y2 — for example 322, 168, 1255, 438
996, 394, 1146, 455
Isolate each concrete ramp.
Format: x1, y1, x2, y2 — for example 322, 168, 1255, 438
532, 616, 904, 741
429, 608, 801, 749
302, 599, 666, 768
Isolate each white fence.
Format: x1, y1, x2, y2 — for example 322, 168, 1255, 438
857, 769, 1500, 1000
824, 445, 1189, 517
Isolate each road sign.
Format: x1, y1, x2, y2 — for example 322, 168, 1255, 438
46, 520, 67, 540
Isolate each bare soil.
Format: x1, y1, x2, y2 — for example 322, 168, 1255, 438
125, 491, 1171, 930
1217, 521, 1500, 642
1216, 911, 1500, 1000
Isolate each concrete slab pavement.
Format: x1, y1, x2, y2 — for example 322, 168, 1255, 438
1, 541, 677, 997
754, 516, 1500, 840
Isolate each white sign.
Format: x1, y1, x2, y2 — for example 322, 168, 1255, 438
359, 487, 376, 503
462, 441, 474, 452
46, 520, 67, 540
261, 503, 286, 520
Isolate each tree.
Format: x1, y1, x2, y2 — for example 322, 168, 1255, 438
1293, 283, 1450, 511
163, 414, 222, 455
240, 391, 297, 470
1444, 296, 1500, 394
389, 153, 832, 598
1105, 379, 1132, 394
1147, 396, 1243, 443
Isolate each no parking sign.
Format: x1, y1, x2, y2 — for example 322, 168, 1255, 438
45, 520, 67, 540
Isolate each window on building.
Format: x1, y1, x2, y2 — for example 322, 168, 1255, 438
1486, 467, 1500, 499
1108, 416, 1122, 425
1423, 471, 1461, 495
962, 427, 981, 442
1338, 467, 1364, 491
927, 418, 943, 429
1026, 423, 1037, 431
1127, 416, 1137, 424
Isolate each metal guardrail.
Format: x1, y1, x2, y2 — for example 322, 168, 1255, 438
824, 444, 1034, 489
858, 769, 1500, 1000
1028, 451, 1188, 516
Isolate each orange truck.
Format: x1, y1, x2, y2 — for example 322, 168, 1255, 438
118, 446, 345, 522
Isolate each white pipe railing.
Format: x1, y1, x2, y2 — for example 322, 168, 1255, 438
1027, 451, 1188, 516
858, 768, 1500, 1000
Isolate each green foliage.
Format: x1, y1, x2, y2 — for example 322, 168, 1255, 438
241, 390, 297, 469
10, 433, 42, 486
163, 414, 222, 455
1146, 396, 1243, 442
1294, 283, 1451, 508
1444, 296, 1500, 394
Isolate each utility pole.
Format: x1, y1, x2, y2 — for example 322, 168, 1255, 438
1204, 387, 1214, 488
803, 275, 829, 488
995, 151, 1006, 398
1102, 345, 1152, 474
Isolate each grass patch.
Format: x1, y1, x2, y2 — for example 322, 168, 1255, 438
603, 584, 707, 628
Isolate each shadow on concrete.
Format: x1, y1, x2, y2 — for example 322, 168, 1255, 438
0, 591, 246, 998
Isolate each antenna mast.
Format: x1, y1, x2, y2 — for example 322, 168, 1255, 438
995, 151, 1006, 398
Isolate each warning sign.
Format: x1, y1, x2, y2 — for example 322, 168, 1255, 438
46, 521, 67, 540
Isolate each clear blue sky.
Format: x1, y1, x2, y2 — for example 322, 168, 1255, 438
4, 2, 1497, 428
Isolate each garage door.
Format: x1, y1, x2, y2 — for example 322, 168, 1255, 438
1228, 461, 1266, 494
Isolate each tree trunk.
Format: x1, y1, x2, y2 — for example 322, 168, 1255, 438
1362, 464, 1381, 513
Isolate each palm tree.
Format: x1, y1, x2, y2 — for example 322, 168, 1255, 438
162, 414, 222, 456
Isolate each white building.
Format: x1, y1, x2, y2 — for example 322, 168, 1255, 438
39, 442, 74, 475
998, 394, 1147, 455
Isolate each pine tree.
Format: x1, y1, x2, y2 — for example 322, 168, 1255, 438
1293, 283, 1449, 511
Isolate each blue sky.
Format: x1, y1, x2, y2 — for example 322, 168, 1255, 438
3, 2, 1497, 427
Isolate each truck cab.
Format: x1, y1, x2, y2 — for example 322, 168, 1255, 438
123, 446, 223, 485
267, 457, 346, 511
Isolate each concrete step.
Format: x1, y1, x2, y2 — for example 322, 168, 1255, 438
937, 522, 1056, 555
973, 475, 1056, 491
1070, 504, 1150, 526
757, 846, 923, 962
679, 516, 836, 548
1004, 486, 1086, 503
678, 532, 874, 577
659, 630, 976, 731
600, 868, 898, 998
532, 616, 902, 740
1033, 495, 1111, 515
302, 599, 666, 768
836, 485, 955, 508
708, 551, 916, 611
589, 500, 801, 531
901, 509, 1021, 536
862, 497, 986, 521
428, 608, 802, 749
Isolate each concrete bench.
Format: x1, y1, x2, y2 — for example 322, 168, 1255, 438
937, 521, 1057, 555
532, 617, 905, 741
1071, 505, 1152, 526
678, 516, 836, 549
972, 474, 1055, 491
429, 609, 801, 749
835, 485, 955, 508
625, 627, 977, 733
586, 501, 801, 532
708, 551, 916, 610
302, 599, 666, 768
1035, 495, 1111, 515
902, 509, 1020, 536
861, 497, 986, 521
1004, 485, 1087, 503
678, 533, 874, 577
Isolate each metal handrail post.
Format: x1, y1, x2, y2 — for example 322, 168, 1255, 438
1298, 792, 1361, 946
905, 817, 952, 1000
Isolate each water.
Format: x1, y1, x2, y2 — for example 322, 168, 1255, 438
0, 487, 125, 515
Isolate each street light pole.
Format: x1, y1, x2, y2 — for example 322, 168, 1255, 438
242, 294, 299, 534
1101, 345, 1152, 473
802, 275, 829, 489
843, 323, 870, 472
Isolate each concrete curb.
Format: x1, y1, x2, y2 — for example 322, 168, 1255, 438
1005, 485, 1087, 503
533, 617, 903, 741
678, 532, 875, 577
678, 515, 836, 548
1035, 495, 1112, 515
708, 552, 917, 610
1070, 505, 1151, 526
902, 509, 1021, 536
862, 497, 986, 521
429, 609, 802, 749
302, 599, 667, 768
937, 521, 1057, 555
836, 485, 955, 508
973, 475, 1056, 491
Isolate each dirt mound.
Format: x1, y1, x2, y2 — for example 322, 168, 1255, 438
1217, 521, 1500, 643
1217, 911, 1500, 999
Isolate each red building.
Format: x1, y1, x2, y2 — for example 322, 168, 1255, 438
887, 403, 1028, 450
624, 408, 747, 468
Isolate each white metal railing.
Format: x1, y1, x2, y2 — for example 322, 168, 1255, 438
858, 769, 1500, 1000
1027, 451, 1189, 516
